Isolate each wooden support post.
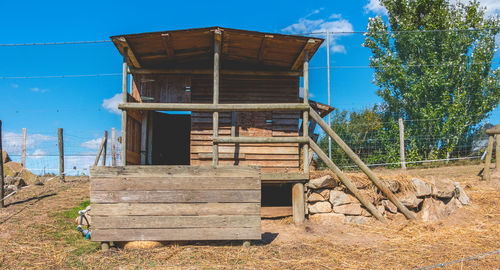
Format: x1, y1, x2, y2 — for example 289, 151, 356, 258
121, 48, 128, 166
398, 118, 406, 170
302, 50, 310, 175
0, 120, 4, 208
94, 134, 106, 166
101, 242, 109, 251
58, 128, 64, 182
111, 128, 116, 166
309, 109, 416, 220
292, 183, 305, 224
483, 134, 494, 180
309, 139, 386, 222
212, 30, 221, 167
496, 135, 499, 171
101, 131, 108, 166
21, 128, 26, 167
147, 112, 153, 165
140, 113, 148, 165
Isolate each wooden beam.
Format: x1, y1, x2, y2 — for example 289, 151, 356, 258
302, 50, 310, 175
258, 35, 273, 63
102, 130, 108, 166
121, 48, 128, 166
119, 103, 310, 112
309, 139, 386, 223
309, 109, 416, 220
214, 136, 307, 144
130, 68, 300, 77
213, 29, 222, 167
486, 124, 500, 135
160, 33, 175, 59
115, 37, 142, 69
291, 39, 317, 71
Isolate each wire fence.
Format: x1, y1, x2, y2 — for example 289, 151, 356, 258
1, 129, 120, 176
315, 113, 493, 169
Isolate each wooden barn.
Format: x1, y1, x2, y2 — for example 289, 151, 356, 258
90, 27, 412, 248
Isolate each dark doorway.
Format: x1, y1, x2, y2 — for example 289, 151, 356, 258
152, 112, 191, 165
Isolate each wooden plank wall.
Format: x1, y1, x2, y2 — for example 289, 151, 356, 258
90, 166, 262, 242
190, 75, 300, 173
132, 74, 301, 172
126, 111, 142, 165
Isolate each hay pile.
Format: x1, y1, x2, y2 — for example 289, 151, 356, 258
2, 151, 39, 194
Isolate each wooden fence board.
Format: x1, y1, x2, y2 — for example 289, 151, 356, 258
92, 227, 261, 241
91, 190, 260, 203
91, 203, 260, 216
91, 177, 260, 191
93, 215, 260, 229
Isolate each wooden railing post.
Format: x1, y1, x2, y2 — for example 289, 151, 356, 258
111, 128, 117, 166
212, 29, 221, 167
121, 47, 128, 166
21, 128, 26, 168
398, 118, 406, 170
496, 134, 499, 171
0, 120, 5, 207
102, 130, 108, 166
483, 134, 494, 180
58, 128, 64, 182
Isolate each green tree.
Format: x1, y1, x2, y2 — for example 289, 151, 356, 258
363, 0, 500, 159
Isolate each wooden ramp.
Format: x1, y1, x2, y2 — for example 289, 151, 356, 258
90, 166, 262, 242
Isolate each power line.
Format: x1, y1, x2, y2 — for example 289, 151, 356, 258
310, 61, 500, 70
0, 28, 497, 47
299, 27, 500, 36
0, 40, 112, 46
1, 60, 499, 79
0, 73, 121, 79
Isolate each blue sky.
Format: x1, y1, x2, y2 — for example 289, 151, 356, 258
0, 0, 499, 173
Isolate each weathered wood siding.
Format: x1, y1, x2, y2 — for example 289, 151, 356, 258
133, 74, 300, 172
90, 166, 262, 242
125, 111, 142, 165
190, 75, 300, 173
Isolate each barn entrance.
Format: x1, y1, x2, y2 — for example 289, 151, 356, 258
151, 112, 191, 165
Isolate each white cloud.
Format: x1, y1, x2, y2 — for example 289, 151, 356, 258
282, 12, 354, 54
80, 138, 103, 150
2, 132, 56, 154
11, 83, 19, 88
364, 0, 388, 15
329, 13, 342, 19
102, 93, 122, 115
30, 87, 48, 93
30, 149, 46, 159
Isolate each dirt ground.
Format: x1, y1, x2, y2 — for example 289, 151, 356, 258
0, 164, 498, 269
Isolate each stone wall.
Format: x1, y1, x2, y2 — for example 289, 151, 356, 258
306, 174, 470, 224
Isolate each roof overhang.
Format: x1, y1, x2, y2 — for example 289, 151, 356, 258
111, 26, 324, 72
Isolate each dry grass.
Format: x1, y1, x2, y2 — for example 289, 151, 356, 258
0, 165, 498, 269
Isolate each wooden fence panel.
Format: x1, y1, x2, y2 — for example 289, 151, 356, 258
90, 165, 261, 242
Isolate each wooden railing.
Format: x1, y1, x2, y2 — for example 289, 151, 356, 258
483, 125, 500, 180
